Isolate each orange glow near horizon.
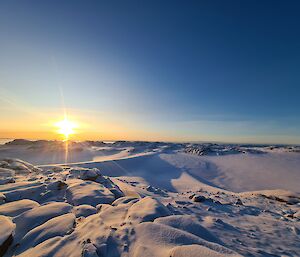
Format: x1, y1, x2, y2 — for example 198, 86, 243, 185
54, 118, 78, 141
53, 116, 78, 163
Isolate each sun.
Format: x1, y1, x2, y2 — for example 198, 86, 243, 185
55, 118, 77, 140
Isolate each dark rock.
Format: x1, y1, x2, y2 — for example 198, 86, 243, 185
192, 195, 206, 202
235, 198, 243, 205
188, 194, 195, 199
0, 234, 13, 256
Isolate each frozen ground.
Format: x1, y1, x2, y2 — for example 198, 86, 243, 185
0, 140, 299, 256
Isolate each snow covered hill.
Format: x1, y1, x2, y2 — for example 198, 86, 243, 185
0, 141, 299, 256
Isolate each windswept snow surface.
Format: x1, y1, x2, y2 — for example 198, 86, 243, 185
0, 140, 299, 256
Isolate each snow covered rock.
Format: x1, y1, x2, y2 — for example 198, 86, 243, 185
46, 180, 67, 191
291, 226, 300, 235
1, 181, 46, 202
15, 213, 76, 254
15, 211, 111, 257
0, 167, 15, 178
0, 154, 298, 256
96, 203, 112, 212
68, 167, 101, 181
49, 166, 64, 172
131, 222, 240, 257
235, 198, 243, 205
111, 196, 139, 206
73, 205, 97, 217
69, 167, 124, 199
102, 178, 124, 199
0, 177, 15, 185
0, 215, 15, 256
154, 215, 222, 244
126, 196, 170, 223
79, 168, 102, 181
0, 193, 6, 204
169, 244, 241, 257
1, 158, 42, 173
261, 191, 300, 205
66, 180, 115, 207
193, 195, 207, 202
13, 202, 73, 242
0, 160, 10, 169
82, 243, 99, 257
0, 199, 40, 217
292, 210, 300, 221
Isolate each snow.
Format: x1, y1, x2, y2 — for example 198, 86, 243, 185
0, 215, 15, 246
0, 141, 299, 256
12, 202, 73, 242
73, 204, 97, 217
169, 245, 241, 257
131, 222, 240, 257
0, 181, 46, 202
126, 196, 171, 223
66, 179, 116, 206
15, 213, 76, 254
154, 215, 222, 244
0, 199, 40, 217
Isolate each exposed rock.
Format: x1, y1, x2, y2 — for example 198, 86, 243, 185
189, 194, 196, 199
47, 180, 67, 191
82, 242, 99, 257
96, 204, 112, 213
192, 195, 207, 203
235, 199, 243, 205
50, 166, 64, 172
293, 210, 300, 220
111, 196, 139, 206
0, 177, 15, 185
0, 193, 6, 204
79, 168, 102, 181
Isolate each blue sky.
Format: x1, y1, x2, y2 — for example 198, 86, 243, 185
0, 1, 300, 143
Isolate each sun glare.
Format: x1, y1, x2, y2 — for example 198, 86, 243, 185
55, 118, 77, 140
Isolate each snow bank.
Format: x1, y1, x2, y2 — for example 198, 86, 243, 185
126, 196, 170, 223
15, 213, 76, 254
0, 153, 298, 256
131, 222, 240, 257
66, 180, 116, 206
0, 215, 15, 256
0, 215, 15, 248
73, 205, 97, 217
0, 158, 41, 173
170, 244, 241, 257
13, 202, 73, 242
0, 199, 40, 217
154, 215, 222, 244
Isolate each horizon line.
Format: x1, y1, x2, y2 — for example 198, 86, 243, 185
1, 137, 299, 147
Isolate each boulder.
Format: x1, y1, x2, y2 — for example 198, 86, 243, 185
0, 215, 15, 256
66, 180, 115, 207
0, 199, 40, 217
